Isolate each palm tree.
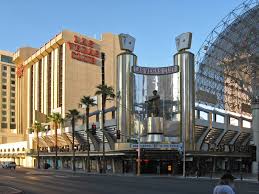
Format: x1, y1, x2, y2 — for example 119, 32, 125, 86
66, 109, 80, 172
47, 112, 63, 169
31, 122, 45, 169
80, 96, 96, 172
95, 84, 115, 173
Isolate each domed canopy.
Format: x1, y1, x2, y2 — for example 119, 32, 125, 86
196, 0, 259, 115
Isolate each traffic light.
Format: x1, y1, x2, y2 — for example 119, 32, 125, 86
116, 130, 120, 139
91, 123, 96, 135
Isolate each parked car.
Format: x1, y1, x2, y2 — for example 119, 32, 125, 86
2, 161, 16, 169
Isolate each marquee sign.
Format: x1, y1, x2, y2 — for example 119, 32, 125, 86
67, 35, 100, 65
132, 65, 179, 75
16, 64, 24, 78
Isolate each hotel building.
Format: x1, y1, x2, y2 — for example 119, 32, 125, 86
13, 30, 122, 133
0, 50, 23, 143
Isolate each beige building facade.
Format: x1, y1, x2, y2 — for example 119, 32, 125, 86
0, 50, 24, 143
13, 30, 122, 135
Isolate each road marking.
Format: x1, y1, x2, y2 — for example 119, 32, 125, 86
55, 175, 68, 178
1, 176, 15, 179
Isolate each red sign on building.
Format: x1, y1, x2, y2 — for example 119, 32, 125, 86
67, 35, 100, 65
16, 64, 24, 78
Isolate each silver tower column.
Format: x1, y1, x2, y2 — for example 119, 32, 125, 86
117, 34, 136, 142
174, 51, 195, 151
174, 32, 195, 178
117, 53, 137, 142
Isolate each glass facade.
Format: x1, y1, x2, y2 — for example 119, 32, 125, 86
0, 55, 13, 64
133, 71, 181, 142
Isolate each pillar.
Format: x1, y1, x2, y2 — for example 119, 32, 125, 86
174, 51, 195, 151
252, 102, 259, 174
112, 158, 115, 173
116, 53, 137, 142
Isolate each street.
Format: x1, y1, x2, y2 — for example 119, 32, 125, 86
0, 168, 258, 194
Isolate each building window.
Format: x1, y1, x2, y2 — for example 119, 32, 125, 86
11, 87, 15, 91
2, 104, 6, 109
30, 67, 33, 125
11, 80, 15, 85
11, 99, 15, 103
2, 72, 7, 77
2, 91, 6, 96
243, 120, 251, 128
58, 45, 63, 107
2, 85, 6, 90
2, 66, 7, 71
11, 74, 15, 78
11, 93, 15, 97
215, 114, 224, 123
2, 111, 6, 115
2, 98, 6, 102
11, 118, 15, 123
2, 79, 6, 83
230, 117, 239, 126
11, 112, 15, 116
11, 67, 15, 72
10, 124, 16, 129
1, 55, 13, 63
47, 53, 52, 114
38, 60, 42, 111
1, 123, 7, 128
199, 111, 208, 120
2, 117, 6, 121
11, 105, 15, 110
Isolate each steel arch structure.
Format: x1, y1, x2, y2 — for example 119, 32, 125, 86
195, 0, 259, 116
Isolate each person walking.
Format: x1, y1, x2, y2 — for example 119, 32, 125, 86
213, 173, 236, 194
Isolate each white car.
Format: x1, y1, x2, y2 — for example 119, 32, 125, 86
2, 161, 16, 169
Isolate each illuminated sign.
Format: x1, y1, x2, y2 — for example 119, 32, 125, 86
16, 64, 24, 78
132, 65, 179, 75
67, 35, 100, 65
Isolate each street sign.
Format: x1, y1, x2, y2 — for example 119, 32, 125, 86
130, 143, 182, 150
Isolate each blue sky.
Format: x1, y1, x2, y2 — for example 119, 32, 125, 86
1, 0, 244, 66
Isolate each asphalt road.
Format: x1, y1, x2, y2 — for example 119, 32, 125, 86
0, 168, 258, 194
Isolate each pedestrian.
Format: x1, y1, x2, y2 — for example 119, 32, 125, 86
213, 173, 236, 194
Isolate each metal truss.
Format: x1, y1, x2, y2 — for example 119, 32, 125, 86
195, 0, 259, 116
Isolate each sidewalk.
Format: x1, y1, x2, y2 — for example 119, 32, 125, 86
26, 167, 259, 183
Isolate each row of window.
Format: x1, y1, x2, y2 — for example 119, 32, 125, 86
0, 55, 13, 64
2, 111, 15, 116
1, 104, 15, 109
2, 72, 15, 78
2, 79, 15, 85
2, 66, 15, 72
1, 123, 16, 129
0, 147, 25, 152
2, 98, 15, 103
2, 85, 15, 90
196, 110, 251, 128
2, 117, 15, 122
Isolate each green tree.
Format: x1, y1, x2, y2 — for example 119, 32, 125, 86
95, 84, 115, 173
31, 122, 45, 169
47, 112, 63, 169
80, 96, 96, 172
66, 109, 80, 172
